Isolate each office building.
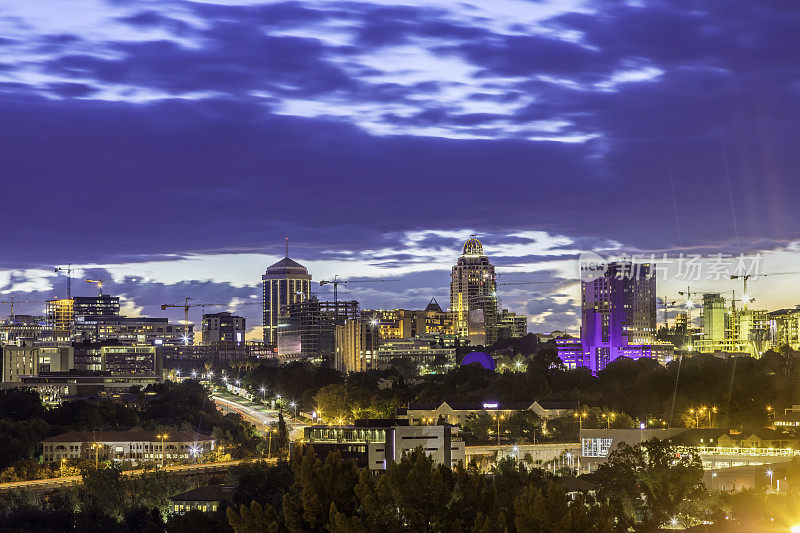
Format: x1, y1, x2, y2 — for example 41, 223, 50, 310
278, 297, 358, 359
771, 306, 800, 350
450, 236, 498, 345
335, 318, 367, 372
497, 309, 528, 339
201, 312, 245, 345
46, 298, 74, 344
303, 420, 464, 471
372, 336, 456, 367
41, 429, 214, 464
2, 345, 74, 382
0, 315, 47, 345
73, 295, 120, 318
101, 345, 162, 375
573, 262, 657, 372
73, 316, 193, 346
262, 242, 312, 346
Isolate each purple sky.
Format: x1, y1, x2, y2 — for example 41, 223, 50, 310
1, 0, 799, 337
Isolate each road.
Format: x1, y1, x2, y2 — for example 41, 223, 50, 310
0, 459, 272, 493
212, 393, 307, 440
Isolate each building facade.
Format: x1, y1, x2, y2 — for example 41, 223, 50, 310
278, 297, 359, 359
450, 236, 498, 346
2, 346, 74, 382
262, 245, 312, 346
578, 262, 656, 372
41, 429, 214, 464
335, 318, 367, 372
201, 312, 245, 345
303, 421, 465, 471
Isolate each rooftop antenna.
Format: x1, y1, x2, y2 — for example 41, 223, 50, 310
285, 236, 289, 258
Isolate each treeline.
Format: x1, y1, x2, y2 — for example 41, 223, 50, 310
225, 348, 800, 432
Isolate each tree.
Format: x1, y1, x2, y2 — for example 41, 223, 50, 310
593, 438, 706, 530
227, 501, 280, 533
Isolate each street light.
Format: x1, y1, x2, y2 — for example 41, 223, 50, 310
259, 386, 266, 401
602, 412, 615, 429
290, 401, 297, 418
191, 369, 197, 378
766, 469, 774, 492
574, 411, 587, 431
709, 406, 717, 427
158, 433, 169, 468
492, 414, 505, 446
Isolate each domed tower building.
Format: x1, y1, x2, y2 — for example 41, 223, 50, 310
450, 236, 498, 346
262, 239, 311, 346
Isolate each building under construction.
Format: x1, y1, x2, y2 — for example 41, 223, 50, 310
277, 296, 358, 359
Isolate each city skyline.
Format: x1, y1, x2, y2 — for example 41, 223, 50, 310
1, 1, 800, 336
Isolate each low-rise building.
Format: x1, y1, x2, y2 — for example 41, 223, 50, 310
169, 484, 236, 514
42, 429, 214, 464
405, 401, 578, 426
303, 420, 464, 471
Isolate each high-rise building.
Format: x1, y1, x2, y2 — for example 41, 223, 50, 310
262, 241, 312, 346
46, 298, 74, 344
201, 312, 245, 345
450, 236, 498, 346
701, 293, 728, 343
580, 262, 656, 372
335, 319, 367, 372
277, 297, 358, 359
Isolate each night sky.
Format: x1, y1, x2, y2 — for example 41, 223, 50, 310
1, 0, 799, 337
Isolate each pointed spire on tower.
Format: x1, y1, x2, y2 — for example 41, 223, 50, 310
285, 236, 289, 258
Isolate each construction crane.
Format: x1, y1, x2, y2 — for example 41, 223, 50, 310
54, 263, 75, 299
319, 276, 399, 325
730, 271, 800, 305
85, 279, 103, 296
0, 296, 46, 320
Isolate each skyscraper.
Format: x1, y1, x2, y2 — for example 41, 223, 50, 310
450, 236, 498, 345
262, 239, 311, 346
580, 262, 656, 372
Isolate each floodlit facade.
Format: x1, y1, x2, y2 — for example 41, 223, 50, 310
335, 318, 367, 372
450, 236, 498, 345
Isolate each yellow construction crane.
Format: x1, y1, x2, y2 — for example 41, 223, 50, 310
85, 279, 104, 296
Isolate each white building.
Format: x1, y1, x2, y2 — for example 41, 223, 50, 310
42, 429, 214, 464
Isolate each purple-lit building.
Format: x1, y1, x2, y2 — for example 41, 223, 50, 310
558, 262, 658, 373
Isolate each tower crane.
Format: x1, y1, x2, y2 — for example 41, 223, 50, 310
730, 271, 800, 306
54, 263, 75, 299
0, 296, 47, 320
319, 276, 399, 325
85, 279, 104, 296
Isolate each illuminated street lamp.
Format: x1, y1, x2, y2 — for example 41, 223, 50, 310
492, 414, 505, 446
191, 369, 197, 378
259, 386, 266, 401
158, 433, 169, 468
766, 469, 774, 492
289, 401, 297, 418
574, 411, 588, 431
602, 412, 616, 429
708, 406, 717, 427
